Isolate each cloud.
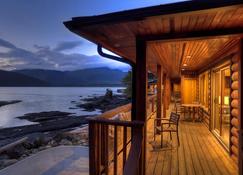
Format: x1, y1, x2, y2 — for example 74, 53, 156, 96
0, 38, 130, 71
53, 41, 82, 52
0, 38, 16, 49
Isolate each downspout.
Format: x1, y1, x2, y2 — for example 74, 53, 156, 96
97, 44, 136, 121
97, 44, 135, 67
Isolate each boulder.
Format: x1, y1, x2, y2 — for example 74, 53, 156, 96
59, 139, 72, 145
5, 144, 26, 159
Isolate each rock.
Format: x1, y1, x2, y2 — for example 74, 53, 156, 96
23, 133, 49, 149
31, 149, 39, 154
0, 154, 9, 160
44, 145, 52, 149
5, 144, 26, 159
105, 89, 113, 99
20, 154, 28, 159
77, 93, 130, 113
59, 139, 72, 145
69, 107, 78, 109
53, 133, 65, 142
38, 146, 46, 151
0, 159, 18, 167
48, 140, 58, 147
17, 111, 73, 123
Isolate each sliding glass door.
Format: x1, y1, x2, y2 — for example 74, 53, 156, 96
212, 65, 231, 149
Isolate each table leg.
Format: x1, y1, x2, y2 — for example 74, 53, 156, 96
193, 107, 196, 122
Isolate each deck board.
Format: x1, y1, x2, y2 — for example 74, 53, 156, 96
146, 119, 238, 175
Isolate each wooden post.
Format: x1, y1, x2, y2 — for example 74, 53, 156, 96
163, 73, 167, 118
239, 39, 243, 175
131, 37, 147, 175
134, 38, 147, 122
157, 64, 163, 126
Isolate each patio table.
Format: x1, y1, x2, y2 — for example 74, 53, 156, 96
181, 103, 201, 122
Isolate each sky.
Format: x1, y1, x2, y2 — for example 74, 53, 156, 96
0, 0, 185, 72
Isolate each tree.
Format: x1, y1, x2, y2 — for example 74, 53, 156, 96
122, 71, 132, 98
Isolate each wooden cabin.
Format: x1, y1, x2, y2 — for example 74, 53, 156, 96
64, 1, 243, 174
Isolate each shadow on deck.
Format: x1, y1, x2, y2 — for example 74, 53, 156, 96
146, 119, 238, 175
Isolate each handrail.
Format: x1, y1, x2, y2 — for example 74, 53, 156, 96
89, 94, 156, 175
89, 118, 144, 175
89, 117, 144, 127
95, 103, 131, 119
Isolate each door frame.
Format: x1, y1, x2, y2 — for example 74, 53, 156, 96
211, 61, 231, 151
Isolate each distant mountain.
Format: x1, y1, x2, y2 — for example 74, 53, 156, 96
12, 67, 127, 87
0, 70, 48, 87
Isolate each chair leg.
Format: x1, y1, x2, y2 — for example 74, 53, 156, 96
177, 131, 180, 146
154, 128, 156, 141
161, 132, 163, 148
169, 132, 172, 140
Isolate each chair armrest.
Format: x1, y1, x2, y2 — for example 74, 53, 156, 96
161, 122, 176, 125
154, 118, 170, 121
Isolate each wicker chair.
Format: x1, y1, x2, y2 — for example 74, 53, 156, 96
154, 112, 180, 147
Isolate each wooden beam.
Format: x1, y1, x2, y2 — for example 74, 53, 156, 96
157, 64, 163, 125
132, 37, 147, 175
142, 27, 243, 42
239, 39, 243, 175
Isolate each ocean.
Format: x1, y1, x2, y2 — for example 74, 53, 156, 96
0, 87, 123, 128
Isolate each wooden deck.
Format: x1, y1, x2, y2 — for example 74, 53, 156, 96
146, 119, 238, 175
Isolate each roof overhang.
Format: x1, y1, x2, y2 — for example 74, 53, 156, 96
64, 0, 243, 78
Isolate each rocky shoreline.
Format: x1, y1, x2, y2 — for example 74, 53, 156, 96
0, 100, 21, 108
76, 91, 130, 113
0, 90, 129, 170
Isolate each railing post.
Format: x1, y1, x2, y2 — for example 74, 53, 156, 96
152, 97, 155, 113
157, 64, 163, 126
89, 120, 97, 175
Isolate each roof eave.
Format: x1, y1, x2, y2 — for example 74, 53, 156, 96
64, 0, 243, 28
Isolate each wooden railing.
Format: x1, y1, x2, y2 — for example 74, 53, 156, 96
88, 94, 156, 175
89, 118, 144, 175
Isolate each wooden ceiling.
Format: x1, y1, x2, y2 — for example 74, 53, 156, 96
147, 37, 239, 77
64, 1, 243, 78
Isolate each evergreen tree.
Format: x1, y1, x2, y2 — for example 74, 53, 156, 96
122, 71, 132, 98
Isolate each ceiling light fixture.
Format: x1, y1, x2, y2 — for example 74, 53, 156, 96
186, 55, 191, 59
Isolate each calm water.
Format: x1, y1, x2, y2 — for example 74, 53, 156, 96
0, 87, 123, 128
